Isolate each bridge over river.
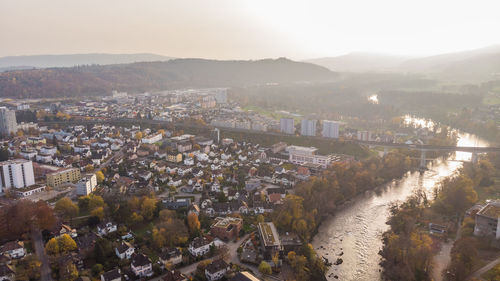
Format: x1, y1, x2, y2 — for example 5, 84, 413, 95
354, 140, 500, 168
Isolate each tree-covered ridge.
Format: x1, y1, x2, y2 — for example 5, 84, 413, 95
0, 58, 337, 98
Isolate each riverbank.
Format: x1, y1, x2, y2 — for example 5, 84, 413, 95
311, 130, 488, 281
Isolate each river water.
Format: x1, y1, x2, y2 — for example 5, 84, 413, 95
312, 129, 489, 281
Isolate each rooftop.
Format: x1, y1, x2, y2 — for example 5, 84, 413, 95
258, 222, 280, 247
478, 202, 500, 219
212, 216, 243, 229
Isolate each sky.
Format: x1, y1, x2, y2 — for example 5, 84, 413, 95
1, 0, 500, 60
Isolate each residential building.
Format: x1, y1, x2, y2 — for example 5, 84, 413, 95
210, 217, 243, 241
101, 269, 121, 281
159, 247, 182, 266
205, 259, 229, 281
300, 119, 316, 136
46, 167, 81, 187
188, 237, 213, 256
0, 107, 17, 136
97, 221, 117, 236
14, 184, 46, 197
474, 201, 500, 239
40, 146, 57, 155
131, 254, 153, 277
322, 120, 340, 138
142, 133, 163, 144
357, 130, 371, 141
167, 153, 183, 163
76, 173, 97, 196
115, 242, 135, 260
0, 241, 25, 259
257, 222, 282, 260
0, 159, 35, 194
280, 118, 294, 135
287, 145, 333, 169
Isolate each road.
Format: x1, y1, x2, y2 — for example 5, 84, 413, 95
32, 228, 52, 281
467, 256, 500, 280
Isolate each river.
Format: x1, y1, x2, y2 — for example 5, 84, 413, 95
312, 126, 489, 281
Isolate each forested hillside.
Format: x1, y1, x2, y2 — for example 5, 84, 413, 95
0, 58, 337, 98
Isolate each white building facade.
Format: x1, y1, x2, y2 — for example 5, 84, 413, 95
322, 120, 340, 138
0, 159, 35, 194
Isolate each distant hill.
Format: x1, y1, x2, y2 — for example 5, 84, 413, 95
304, 53, 411, 73
0, 53, 173, 68
0, 58, 337, 98
399, 46, 500, 82
306, 46, 500, 83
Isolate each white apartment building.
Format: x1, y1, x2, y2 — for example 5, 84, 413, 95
287, 145, 333, 168
141, 133, 163, 144
301, 119, 317, 136
357, 131, 372, 141
0, 107, 17, 136
322, 120, 340, 138
76, 173, 98, 196
280, 118, 295, 134
0, 159, 35, 194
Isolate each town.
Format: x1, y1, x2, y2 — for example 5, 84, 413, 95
0, 87, 499, 281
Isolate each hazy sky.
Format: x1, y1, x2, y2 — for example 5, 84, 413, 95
2, 0, 500, 59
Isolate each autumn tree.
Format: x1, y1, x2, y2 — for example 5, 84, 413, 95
130, 212, 144, 226
54, 197, 79, 221
95, 170, 105, 183
258, 261, 272, 275
445, 237, 479, 281
91, 207, 104, 220
434, 175, 477, 215
15, 255, 41, 280
45, 238, 60, 255
59, 262, 78, 281
88, 194, 105, 210
140, 197, 157, 221
187, 213, 201, 235
135, 131, 143, 140
58, 234, 77, 253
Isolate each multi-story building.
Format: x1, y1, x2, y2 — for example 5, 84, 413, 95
141, 133, 163, 144
357, 130, 371, 141
167, 153, 183, 163
280, 118, 294, 135
46, 167, 81, 187
115, 242, 135, 260
0, 159, 35, 194
0, 107, 17, 136
205, 259, 229, 281
474, 201, 500, 239
322, 120, 340, 138
159, 247, 182, 266
131, 254, 153, 277
210, 217, 243, 241
287, 145, 333, 169
215, 89, 228, 104
300, 119, 317, 136
257, 222, 282, 260
76, 173, 97, 195
188, 237, 213, 257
